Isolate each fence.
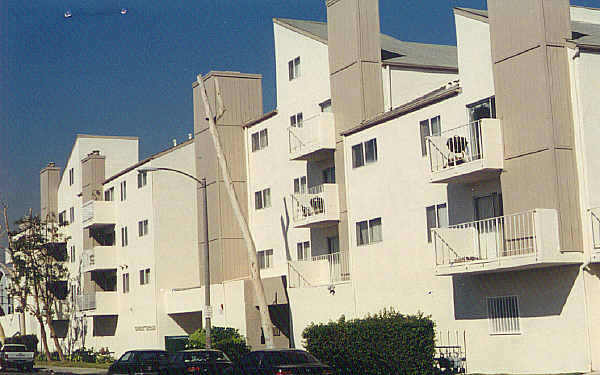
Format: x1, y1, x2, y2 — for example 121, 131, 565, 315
427, 121, 483, 173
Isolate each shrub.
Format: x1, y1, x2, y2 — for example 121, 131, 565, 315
186, 327, 250, 363
4, 334, 39, 353
302, 309, 436, 375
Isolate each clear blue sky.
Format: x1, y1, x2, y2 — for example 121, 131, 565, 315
1, 0, 598, 223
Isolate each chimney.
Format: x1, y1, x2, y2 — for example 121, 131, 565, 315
81, 151, 106, 202
40, 162, 61, 223
488, 0, 582, 251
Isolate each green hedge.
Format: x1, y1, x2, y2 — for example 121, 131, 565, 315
302, 309, 435, 375
186, 327, 250, 364
4, 334, 39, 353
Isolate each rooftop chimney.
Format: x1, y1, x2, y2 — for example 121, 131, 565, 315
40, 162, 61, 223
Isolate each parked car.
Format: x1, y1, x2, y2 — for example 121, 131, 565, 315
168, 349, 232, 375
0, 344, 35, 371
108, 350, 170, 375
233, 349, 333, 375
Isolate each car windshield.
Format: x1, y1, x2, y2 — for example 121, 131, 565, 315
2, 345, 26, 352
263, 351, 320, 366
182, 351, 230, 362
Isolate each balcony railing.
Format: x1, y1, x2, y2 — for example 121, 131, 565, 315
591, 208, 600, 249
82, 200, 115, 228
288, 113, 335, 161
432, 209, 580, 275
426, 119, 503, 184
290, 184, 339, 228
76, 293, 96, 311
288, 251, 350, 288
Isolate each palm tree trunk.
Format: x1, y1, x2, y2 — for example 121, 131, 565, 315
197, 75, 274, 348
46, 312, 64, 361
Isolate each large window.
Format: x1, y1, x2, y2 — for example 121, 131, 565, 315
352, 139, 378, 168
356, 218, 383, 246
290, 113, 303, 128
293, 177, 307, 194
121, 226, 128, 247
254, 188, 271, 210
120, 181, 127, 201
258, 249, 273, 269
426, 203, 448, 243
251, 129, 269, 152
419, 115, 441, 156
122, 273, 130, 294
288, 57, 301, 80
487, 295, 520, 335
297, 241, 310, 261
137, 171, 147, 188
467, 97, 496, 122
104, 187, 114, 201
138, 220, 148, 237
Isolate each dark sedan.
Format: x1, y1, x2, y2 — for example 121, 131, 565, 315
168, 349, 233, 375
233, 349, 333, 375
108, 350, 170, 375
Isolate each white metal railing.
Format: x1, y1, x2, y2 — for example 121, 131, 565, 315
291, 184, 328, 222
427, 121, 483, 173
288, 252, 350, 288
288, 113, 333, 156
434, 210, 537, 266
590, 207, 600, 249
76, 293, 96, 311
82, 201, 94, 223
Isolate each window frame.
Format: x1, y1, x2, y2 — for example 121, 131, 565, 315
290, 112, 303, 128
120, 181, 127, 201
293, 176, 307, 194
352, 138, 378, 168
296, 241, 310, 261
123, 273, 130, 293
121, 226, 128, 247
487, 295, 521, 335
254, 188, 271, 210
356, 217, 383, 246
138, 219, 148, 237
258, 249, 273, 269
419, 115, 441, 156
69, 207, 75, 224
426, 203, 448, 243
104, 187, 114, 202
69, 168, 74, 186
251, 129, 269, 152
137, 171, 147, 188
288, 56, 301, 80
139, 268, 151, 285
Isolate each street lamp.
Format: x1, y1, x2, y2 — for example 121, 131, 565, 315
137, 166, 212, 348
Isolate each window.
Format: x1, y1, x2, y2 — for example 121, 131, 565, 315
356, 217, 383, 246
120, 181, 127, 201
59, 211, 67, 226
322, 167, 336, 184
104, 187, 114, 201
290, 113, 303, 128
70, 245, 75, 263
251, 129, 268, 152
258, 249, 273, 269
419, 115, 441, 156
467, 97, 496, 122
426, 203, 448, 243
139, 268, 150, 285
121, 226, 128, 246
487, 295, 520, 334
138, 220, 148, 237
352, 139, 378, 168
69, 168, 74, 186
69, 207, 75, 224
254, 188, 271, 210
288, 56, 300, 80
122, 273, 130, 293
137, 171, 147, 188
297, 241, 310, 260
293, 177, 307, 194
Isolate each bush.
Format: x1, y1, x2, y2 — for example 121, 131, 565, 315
186, 327, 250, 363
4, 334, 39, 353
302, 309, 436, 375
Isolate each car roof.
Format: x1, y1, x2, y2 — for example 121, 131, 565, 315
179, 349, 223, 352
128, 350, 168, 353
251, 349, 308, 353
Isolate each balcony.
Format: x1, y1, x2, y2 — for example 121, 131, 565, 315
82, 247, 118, 272
288, 252, 350, 288
426, 119, 503, 184
82, 200, 115, 229
290, 184, 339, 228
590, 208, 600, 263
76, 292, 118, 315
288, 113, 336, 161
433, 209, 582, 276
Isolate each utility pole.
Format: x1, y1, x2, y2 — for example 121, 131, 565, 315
197, 74, 274, 348
202, 177, 211, 349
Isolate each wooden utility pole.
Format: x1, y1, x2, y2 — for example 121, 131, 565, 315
197, 74, 274, 348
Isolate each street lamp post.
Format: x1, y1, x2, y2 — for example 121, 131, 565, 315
138, 166, 211, 349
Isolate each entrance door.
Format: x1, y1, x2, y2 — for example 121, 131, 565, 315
474, 194, 502, 259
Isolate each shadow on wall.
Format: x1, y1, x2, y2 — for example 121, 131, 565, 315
170, 312, 203, 334
280, 198, 292, 262
586, 263, 600, 280
453, 265, 580, 320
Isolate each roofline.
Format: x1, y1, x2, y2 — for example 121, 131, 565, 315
192, 71, 262, 88
341, 83, 461, 136
578, 43, 600, 52
103, 138, 194, 184
453, 7, 488, 23
273, 18, 328, 45
243, 110, 278, 129
571, 5, 600, 11
383, 61, 458, 73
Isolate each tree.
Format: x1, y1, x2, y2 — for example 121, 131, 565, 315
187, 326, 250, 363
9, 212, 69, 361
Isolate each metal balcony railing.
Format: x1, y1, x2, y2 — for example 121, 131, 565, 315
290, 184, 332, 223
82, 201, 94, 223
590, 207, 600, 249
426, 121, 484, 173
287, 113, 335, 158
433, 210, 537, 266
76, 293, 96, 311
82, 249, 95, 268
288, 251, 350, 288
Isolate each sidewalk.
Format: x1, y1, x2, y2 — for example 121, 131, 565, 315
36, 365, 107, 375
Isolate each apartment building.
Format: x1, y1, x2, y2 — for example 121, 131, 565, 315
4, 0, 600, 373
